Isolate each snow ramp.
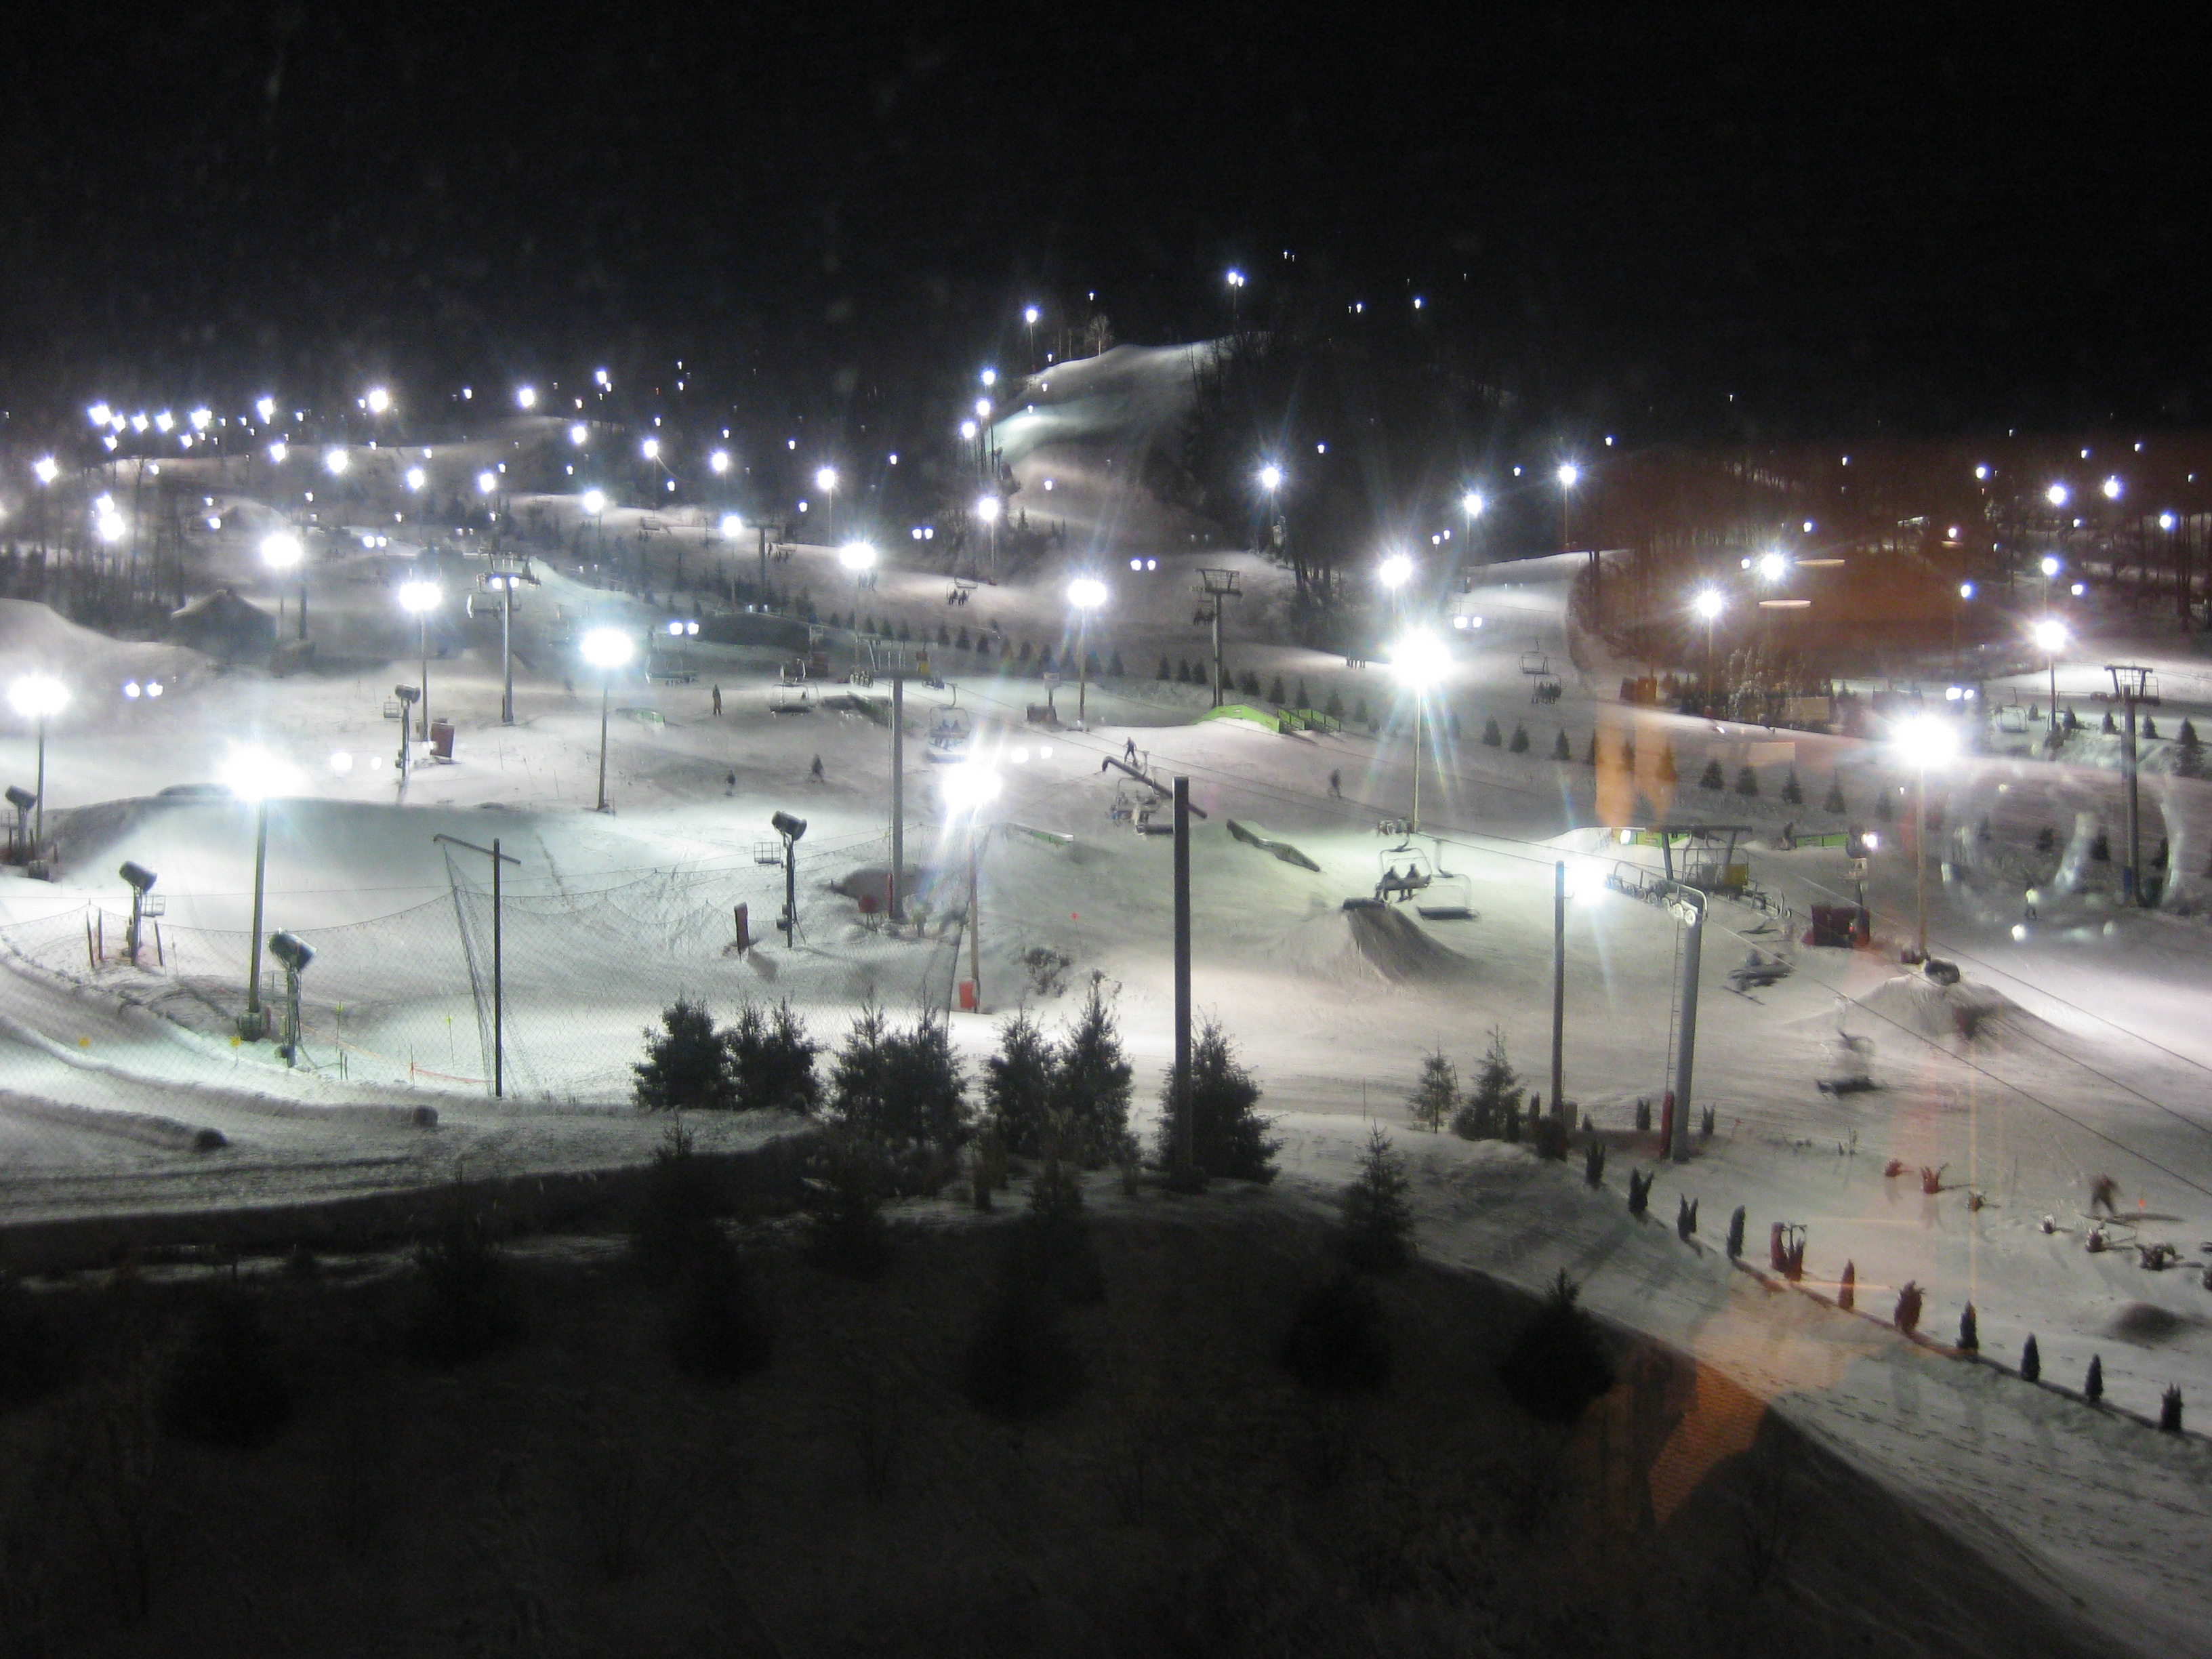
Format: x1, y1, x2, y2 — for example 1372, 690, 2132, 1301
1853, 973, 2062, 1049
1276, 903, 1475, 987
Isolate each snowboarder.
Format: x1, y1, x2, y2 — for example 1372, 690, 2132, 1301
809, 755, 824, 781
2090, 1174, 2120, 1216
1329, 768, 1342, 798
1124, 737, 1137, 762
712, 683, 722, 716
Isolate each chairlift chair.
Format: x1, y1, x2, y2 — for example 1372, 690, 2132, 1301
925, 707, 973, 764
769, 683, 815, 714
1519, 651, 1552, 676
1374, 846, 1435, 904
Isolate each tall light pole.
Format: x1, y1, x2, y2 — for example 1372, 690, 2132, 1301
222, 747, 293, 1040
838, 540, 878, 599
261, 530, 306, 640
398, 578, 441, 741
814, 467, 839, 545
1461, 489, 1486, 568
1389, 629, 1450, 833
1225, 268, 1246, 331
1692, 588, 1726, 704
1378, 550, 1414, 628
1067, 577, 1108, 728
1023, 305, 1040, 369
943, 763, 1000, 1012
7, 676, 67, 859
581, 627, 634, 812
975, 493, 1001, 583
2032, 616, 2068, 752
1893, 715, 1959, 962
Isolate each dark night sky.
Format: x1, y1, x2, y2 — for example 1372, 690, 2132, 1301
4, 3, 2207, 433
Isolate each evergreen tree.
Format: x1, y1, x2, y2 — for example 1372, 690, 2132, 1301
1735, 764, 1761, 797
1109, 651, 1125, 677
1626, 1168, 1650, 1216
1700, 758, 1725, 791
1893, 1281, 1923, 1334
1781, 768, 1803, 805
1873, 786, 1892, 821
1156, 1017, 1277, 1181
1958, 1303, 1978, 1353
1509, 722, 1530, 753
1621, 739, 1636, 771
1407, 1048, 1458, 1132
2091, 829, 2110, 862
1019, 640, 1033, 664
1239, 668, 1260, 696
1584, 731, 1599, 766
1355, 697, 1370, 727
826, 1006, 968, 1150
2177, 718, 2203, 778
1839, 1258, 1856, 1310
2085, 1353, 2104, 1402
2102, 710, 2117, 735
958, 626, 972, 651
1052, 983, 1135, 1166
1326, 688, 1345, 721
2020, 1334, 2041, 1380
1583, 1139, 1606, 1186
1553, 730, 1573, 761
1498, 1271, 1616, 1424
2160, 1385, 2182, 1432
2143, 715, 2159, 739
1158, 655, 1171, 680
1294, 678, 1310, 708
1338, 1126, 1416, 1274
1450, 1027, 1520, 1140
984, 1011, 1057, 1157
1657, 741, 1679, 783
937, 622, 950, 647
1175, 657, 1191, 682
1824, 777, 1847, 813
1481, 716, 1502, 746
1268, 673, 1286, 705
634, 999, 735, 1111
724, 998, 821, 1113
1725, 1205, 1746, 1259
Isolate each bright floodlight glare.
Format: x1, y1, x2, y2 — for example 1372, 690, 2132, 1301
958, 419, 978, 441
1462, 490, 1486, 518
980, 368, 996, 387
189, 408, 211, 431
87, 403, 110, 426
96, 510, 126, 544
2045, 483, 2069, 507
260, 532, 303, 571
476, 470, 497, 494
397, 579, 441, 615
813, 466, 838, 493
2160, 512, 2177, 531
255, 396, 276, 424
32, 457, 58, 485
1067, 577, 1108, 611
1225, 269, 1245, 288
1378, 552, 1414, 590
1757, 550, 1788, 581
268, 441, 288, 464
7, 675, 67, 719
975, 495, 1000, 524
1959, 581, 1975, 600
515, 385, 537, 409
974, 397, 992, 420
1389, 630, 1451, 690
1258, 464, 1283, 491
838, 541, 878, 573
638, 438, 659, 462
405, 466, 426, 491
365, 386, 391, 414
1024, 306, 1040, 324
2102, 475, 2123, 499
2040, 554, 2062, 577
220, 746, 297, 803
569, 423, 588, 446
941, 763, 1002, 815
580, 628, 634, 670
581, 489, 607, 514
2032, 617, 2068, 653
1556, 462, 1580, 489
324, 447, 350, 475
1892, 714, 1959, 770
1692, 588, 1726, 620
709, 449, 731, 474
719, 513, 742, 537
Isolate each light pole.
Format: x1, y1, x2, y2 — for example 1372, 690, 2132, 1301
838, 540, 878, 598
1893, 715, 1958, 962
1461, 490, 1486, 567
1225, 268, 1246, 331
581, 489, 607, 573
7, 676, 67, 860
487, 570, 523, 724
398, 579, 441, 741
2032, 616, 2067, 751
943, 763, 1001, 1012
222, 747, 293, 1040
815, 466, 839, 545
1692, 588, 1726, 706
1023, 305, 1040, 369
261, 530, 306, 640
1388, 629, 1450, 832
1067, 577, 1107, 728
1378, 550, 1414, 628
975, 493, 1000, 583
581, 627, 634, 812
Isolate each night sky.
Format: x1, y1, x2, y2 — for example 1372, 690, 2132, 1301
4, 5, 2205, 432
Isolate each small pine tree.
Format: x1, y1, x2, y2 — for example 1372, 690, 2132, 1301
1735, 764, 1761, 798
2143, 715, 2159, 739
1583, 732, 1599, 766
1780, 768, 1803, 805
1338, 1126, 1416, 1274
634, 999, 735, 1111
1700, 758, 1726, 791
1268, 673, 1286, 705
1481, 717, 1502, 746
1325, 688, 1345, 720
1583, 1139, 1606, 1187
1839, 1258, 1856, 1311
1295, 678, 1310, 709
1893, 1281, 1923, 1335
1157, 1017, 1278, 1181
2021, 1334, 2041, 1381
1824, 777, 1847, 814
985, 1011, 1058, 1157
1726, 1205, 1747, 1260
2101, 710, 2117, 735
1240, 668, 1261, 696
1158, 655, 1171, 680
1873, 787, 1891, 821
1656, 741, 1678, 783
1450, 1027, 1521, 1140
1626, 1169, 1650, 1216
724, 998, 821, 1113
937, 622, 951, 647
2160, 1385, 2183, 1432
1407, 1049, 1458, 1132
1958, 1303, 1979, 1353
1052, 983, 1134, 1166
827, 1006, 968, 1150
1497, 1271, 1615, 1424
1509, 723, 1530, 753
1553, 730, 1573, 761
1109, 651, 1126, 677
2085, 1353, 2104, 1402
2177, 718, 2203, 778
958, 626, 971, 651
1354, 697, 1370, 727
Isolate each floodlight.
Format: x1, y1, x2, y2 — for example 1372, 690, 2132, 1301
718, 513, 742, 537
580, 627, 634, 670
1067, 577, 1108, 611
7, 676, 66, 719
1378, 552, 1414, 590
1258, 464, 1282, 491
975, 495, 1000, 524
255, 396, 276, 424
269, 442, 288, 464
1692, 589, 1725, 621
1556, 462, 1580, 489
325, 447, 350, 475
570, 423, 588, 445
939, 766, 1000, 815
1757, 550, 1788, 581
515, 385, 537, 409
960, 420, 978, 441
838, 541, 878, 573
119, 860, 157, 894
981, 368, 997, 387
477, 470, 497, 493
814, 466, 838, 493
581, 489, 607, 514
640, 438, 659, 461
771, 810, 808, 842
1959, 582, 1975, 599
405, 466, 425, 490
31, 457, 58, 485
220, 746, 296, 802
1462, 490, 1486, 518
2045, 483, 2069, 507
267, 931, 314, 972
1389, 630, 1450, 690
975, 398, 991, 419
1891, 715, 1958, 770
2102, 476, 2122, 499
710, 449, 731, 474
398, 579, 441, 615
260, 532, 303, 571
1024, 306, 1040, 324
365, 386, 391, 414
2040, 554, 2062, 577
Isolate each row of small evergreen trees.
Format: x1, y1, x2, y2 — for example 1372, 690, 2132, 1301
632, 986, 1276, 1182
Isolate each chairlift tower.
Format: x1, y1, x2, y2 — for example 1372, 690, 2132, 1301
2104, 664, 2160, 905
1197, 568, 1242, 707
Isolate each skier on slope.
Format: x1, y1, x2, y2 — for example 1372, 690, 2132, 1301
2090, 1174, 2120, 1216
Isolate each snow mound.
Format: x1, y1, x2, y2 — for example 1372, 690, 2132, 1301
1853, 973, 2060, 1048
2104, 1303, 2200, 1346
1276, 903, 1476, 987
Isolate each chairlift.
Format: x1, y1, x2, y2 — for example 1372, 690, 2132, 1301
925, 707, 973, 763
1374, 846, 1435, 904
1519, 651, 1553, 677
769, 683, 815, 714
1532, 677, 1562, 704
